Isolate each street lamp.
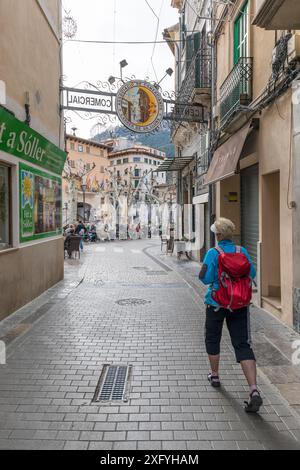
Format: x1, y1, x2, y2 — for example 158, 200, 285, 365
81, 183, 87, 224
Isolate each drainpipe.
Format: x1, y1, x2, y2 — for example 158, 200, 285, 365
208, 0, 216, 248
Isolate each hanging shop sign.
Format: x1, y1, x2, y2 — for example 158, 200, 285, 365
65, 89, 113, 112
19, 163, 62, 243
116, 80, 164, 133
0, 107, 67, 176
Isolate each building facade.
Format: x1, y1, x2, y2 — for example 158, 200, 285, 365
0, 0, 67, 320
169, 0, 300, 331
167, 0, 212, 260
63, 135, 109, 224
107, 144, 168, 238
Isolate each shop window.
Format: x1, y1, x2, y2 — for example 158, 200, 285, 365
123, 158, 129, 164
0, 164, 11, 250
133, 157, 140, 163
19, 164, 62, 242
78, 145, 84, 153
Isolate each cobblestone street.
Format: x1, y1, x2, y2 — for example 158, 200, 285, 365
1, 239, 300, 450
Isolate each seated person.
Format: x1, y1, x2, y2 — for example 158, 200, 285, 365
64, 228, 76, 258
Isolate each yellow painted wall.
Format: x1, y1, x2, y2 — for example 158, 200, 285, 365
258, 91, 293, 325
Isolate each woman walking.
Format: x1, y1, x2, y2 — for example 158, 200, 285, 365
199, 217, 263, 413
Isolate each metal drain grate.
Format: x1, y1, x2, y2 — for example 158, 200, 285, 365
93, 364, 132, 403
116, 298, 151, 306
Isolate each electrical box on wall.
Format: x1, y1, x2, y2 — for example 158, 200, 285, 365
288, 34, 300, 63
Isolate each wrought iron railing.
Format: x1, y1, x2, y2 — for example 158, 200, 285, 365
197, 149, 209, 176
220, 57, 253, 127
171, 51, 211, 136
179, 51, 212, 103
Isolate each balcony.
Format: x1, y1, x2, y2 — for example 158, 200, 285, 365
178, 51, 211, 107
253, 0, 300, 30
220, 57, 253, 128
171, 51, 211, 142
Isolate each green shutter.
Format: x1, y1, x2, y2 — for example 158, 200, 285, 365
234, 19, 240, 64
186, 35, 193, 68
234, 1, 248, 64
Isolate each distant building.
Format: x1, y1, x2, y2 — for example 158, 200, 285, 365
63, 135, 109, 223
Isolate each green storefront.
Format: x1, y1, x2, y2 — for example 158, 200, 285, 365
0, 106, 67, 247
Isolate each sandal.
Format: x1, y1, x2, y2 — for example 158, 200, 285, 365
208, 373, 221, 388
244, 390, 263, 413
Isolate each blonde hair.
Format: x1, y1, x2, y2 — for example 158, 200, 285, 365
214, 218, 235, 240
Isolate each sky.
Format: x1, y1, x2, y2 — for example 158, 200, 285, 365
62, 0, 180, 139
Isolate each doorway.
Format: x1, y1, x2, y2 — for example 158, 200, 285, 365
261, 171, 281, 310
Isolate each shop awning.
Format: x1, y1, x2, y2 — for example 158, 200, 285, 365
204, 122, 251, 185
157, 155, 194, 172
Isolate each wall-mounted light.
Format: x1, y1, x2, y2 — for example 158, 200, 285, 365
120, 59, 128, 81
24, 91, 31, 126
157, 68, 174, 86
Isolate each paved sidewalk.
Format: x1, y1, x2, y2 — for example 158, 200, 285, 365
154, 244, 300, 418
0, 239, 300, 450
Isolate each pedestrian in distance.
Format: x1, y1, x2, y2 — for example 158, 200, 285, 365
199, 217, 263, 413
75, 220, 86, 251
136, 222, 141, 239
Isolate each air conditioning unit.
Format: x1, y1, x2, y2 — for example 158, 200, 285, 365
287, 34, 300, 63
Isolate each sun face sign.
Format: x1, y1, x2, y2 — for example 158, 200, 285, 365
23, 175, 33, 200
116, 80, 164, 133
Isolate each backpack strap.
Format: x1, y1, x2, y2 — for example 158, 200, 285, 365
214, 246, 224, 255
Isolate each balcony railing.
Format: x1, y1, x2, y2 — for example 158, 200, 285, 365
220, 57, 253, 127
197, 150, 209, 177
171, 51, 211, 137
179, 51, 212, 104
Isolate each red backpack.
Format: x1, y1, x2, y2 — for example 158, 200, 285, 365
212, 246, 252, 311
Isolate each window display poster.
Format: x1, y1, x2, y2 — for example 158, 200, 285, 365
19, 163, 62, 243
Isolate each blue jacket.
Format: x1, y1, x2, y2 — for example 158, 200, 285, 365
199, 240, 256, 307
